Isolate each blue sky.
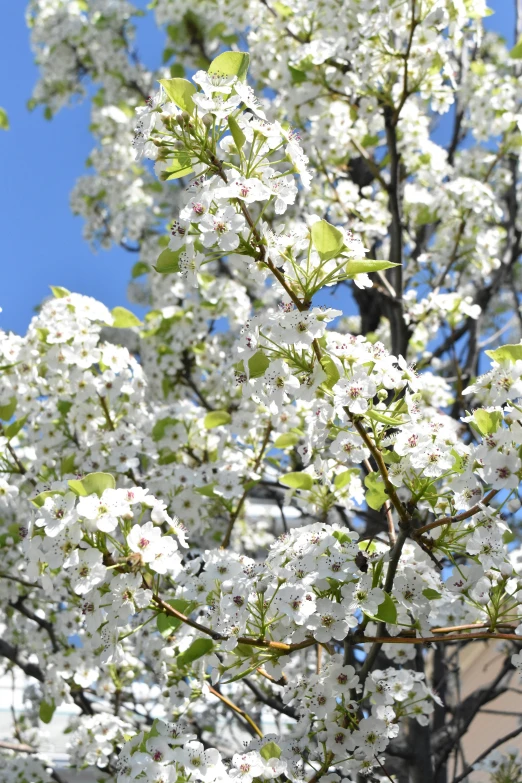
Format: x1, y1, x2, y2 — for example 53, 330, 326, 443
0, 1, 515, 335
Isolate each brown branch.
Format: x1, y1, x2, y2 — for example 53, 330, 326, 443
0, 639, 44, 682
9, 597, 60, 653
0, 740, 35, 753
415, 489, 498, 535
151, 593, 316, 653
243, 677, 297, 719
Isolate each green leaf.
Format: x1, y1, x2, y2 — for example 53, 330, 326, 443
31, 490, 64, 508
280, 472, 313, 491
372, 593, 397, 624
311, 219, 344, 262
164, 153, 193, 180
4, 415, 28, 440
247, 351, 270, 379
320, 355, 340, 389
364, 472, 388, 511
366, 409, 404, 427
382, 448, 401, 465
60, 454, 77, 475
485, 344, 522, 364
422, 588, 442, 600
204, 410, 232, 429
177, 638, 214, 667
274, 432, 299, 449
234, 351, 272, 379
0, 397, 16, 421
274, 1, 293, 17
511, 36, 522, 58
416, 205, 436, 226
157, 600, 196, 637
346, 259, 400, 277
152, 417, 178, 442
159, 78, 197, 114
228, 114, 246, 150
170, 63, 185, 78
131, 261, 149, 278
57, 400, 73, 416
334, 469, 359, 490
0, 107, 9, 131
360, 133, 379, 147
260, 742, 282, 761
208, 51, 250, 81
50, 286, 71, 298
39, 700, 56, 724
194, 484, 216, 497
155, 247, 182, 274
111, 306, 142, 328
68, 472, 116, 498
288, 64, 307, 85
470, 409, 503, 436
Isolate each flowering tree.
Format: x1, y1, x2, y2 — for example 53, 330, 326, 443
4, 1, 522, 782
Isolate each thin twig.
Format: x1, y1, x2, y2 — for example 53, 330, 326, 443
209, 685, 263, 738
452, 724, 522, 783
415, 489, 498, 535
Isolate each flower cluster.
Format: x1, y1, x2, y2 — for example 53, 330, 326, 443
5, 0, 522, 779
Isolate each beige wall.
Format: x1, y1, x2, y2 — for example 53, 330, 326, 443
446, 640, 522, 781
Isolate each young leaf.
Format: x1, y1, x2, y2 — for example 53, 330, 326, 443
485, 344, 522, 364
111, 306, 142, 328
204, 410, 232, 428
228, 115, 246, 150
208, 51, 250, 81
31, 490, 64, 508
158, 78, 197, 114
157, 599, 196, 637
320, 355, 340, 389
152, 417, 178, 442
177, 638, 214, 667
422, 588, 442, 601
366, 409, 404, 426
0, 107, 9, 131
364, 472, 388, 510
470, 409, 503, 436
242, 351, 270, 379
131, 261, 149, 278
372, 593, 397, 624
511, 36, 522, 58
165, 154, 193, 180
68, 472, 116, 498
50, 286, 71, 298
4, 415, 28, 440
288, 64, 307, 84
0, 397, 16, 421
155, 247, 182, 274
280, 472, 313, 490
39, 699, 56, 724
311, 219, 344, 262
260, 741, 282, 761
274, 432, 299, 449
334, 469, 359, 490
345, 259, 400, 277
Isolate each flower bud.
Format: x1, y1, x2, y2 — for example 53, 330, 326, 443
201, 113, 214, 127
377, 389, 388, 401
